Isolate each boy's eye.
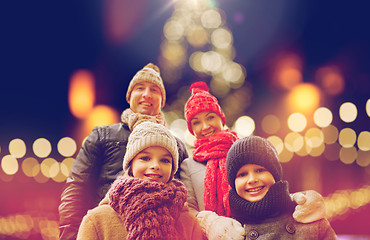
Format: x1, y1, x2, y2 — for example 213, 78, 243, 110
207, 115, 215, 121
237, 172, 247, 178
191, 121, 199, 126
256, 168, 266, 173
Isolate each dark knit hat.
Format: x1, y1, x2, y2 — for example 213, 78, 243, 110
226, 136, 282, 189
126, 63, 166, 108
184, 81, 226, 135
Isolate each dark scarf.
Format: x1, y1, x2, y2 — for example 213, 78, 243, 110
229, 181, 296, 224
120, 108, 166, 131
193, 129, 238, 217
109, 177, 187, 240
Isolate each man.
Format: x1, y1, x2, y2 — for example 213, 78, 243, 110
58, 63, 188, 239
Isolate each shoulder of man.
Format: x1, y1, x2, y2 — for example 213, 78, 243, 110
93, 123, 131, 142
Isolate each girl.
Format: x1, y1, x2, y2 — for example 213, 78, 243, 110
77, 122, 205, 240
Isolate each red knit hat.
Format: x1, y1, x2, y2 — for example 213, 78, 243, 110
184, 81, 226, 135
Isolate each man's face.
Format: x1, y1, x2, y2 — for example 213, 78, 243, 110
129, 81, 162, 116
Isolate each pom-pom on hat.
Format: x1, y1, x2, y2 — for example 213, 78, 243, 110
122, 122, 179, 180
184, 81, 226, 135
226, 136, 282, 189
126, 63, 166, 108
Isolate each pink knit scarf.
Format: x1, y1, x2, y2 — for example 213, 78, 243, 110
109, 177, 187, 240
193, 129, 238, 217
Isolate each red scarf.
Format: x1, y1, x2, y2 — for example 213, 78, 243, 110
193, 129, 238, 217
109, 177, 187, 240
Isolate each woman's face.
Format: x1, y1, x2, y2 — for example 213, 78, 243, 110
190, 111, 224, 139
130, 146, 173, 183
235, 164, 275, 202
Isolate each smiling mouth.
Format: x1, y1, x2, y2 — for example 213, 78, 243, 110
140, 102, 152, 107
247, 186, 264, 193
202, 131, 214, 137
145, 174, 162, 179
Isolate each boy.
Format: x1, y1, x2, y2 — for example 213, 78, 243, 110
225, 136, 337, 239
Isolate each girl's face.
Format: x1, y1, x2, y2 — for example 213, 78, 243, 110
190, 111, 224, 139
235, 164, 275, 202
131, 146, 173, 183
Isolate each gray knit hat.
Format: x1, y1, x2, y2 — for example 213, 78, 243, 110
126, 63, 166, 108
226, 136, 282, 189
123, 122, 178, 180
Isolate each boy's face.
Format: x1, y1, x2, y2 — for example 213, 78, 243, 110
190, 111, 224, 139
129, 81, 162, 116
235, 164, 275, 202
131, 146, 172, 183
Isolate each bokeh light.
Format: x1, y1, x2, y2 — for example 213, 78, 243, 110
366, 99, 370, 117
233, 115, 255, 137
322, 125, 339, 144
22, 157, 40, 177
60, 158, 75, 177
339, 102, 357, 123
57, 137, 77, 157
356, 150, 370, 167
284, 132, 304, 152
305, 128, 324, 148
8, 138, 26, 158
1, 155, 18, 175
286, 83, 321, 113
211, 28, 232, 49
33, 138, 52, 158
357, 131, 370, 151
339, 147, 357, 164
338, 128, 357, 148
313, 107, 333, 128
163, 20, 184, 41
314, 66, 345, 96
262, 114, 281, 134
40, 158, 59, 178
201, 9, 222, 28
68, 69, 95, 119
267, 136, 284, 154
83, 105, 120, 137
287, 112, 307, 132
324, 142, 341, 161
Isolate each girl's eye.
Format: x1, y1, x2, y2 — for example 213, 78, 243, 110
256, 168, 266, 173
207, 116, 215, 121
191, 121, 199, 126
140, 156, 150, 161
161, 158, 171, 164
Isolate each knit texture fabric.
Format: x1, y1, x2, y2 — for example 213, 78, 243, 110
226, 136, 282, 189
126, 63, 166, 108
228, 181, 296, 224
121, 108, 166, 131
184, 81, 226, 135
193, 129, 238, 217
122, 121, 179, 180
109, 177, 187, 240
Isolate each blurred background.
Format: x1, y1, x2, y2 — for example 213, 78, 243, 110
1, 0, 369, 239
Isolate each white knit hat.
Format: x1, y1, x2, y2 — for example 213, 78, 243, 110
123, 122, 178, 179
126, 63, 166, 108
